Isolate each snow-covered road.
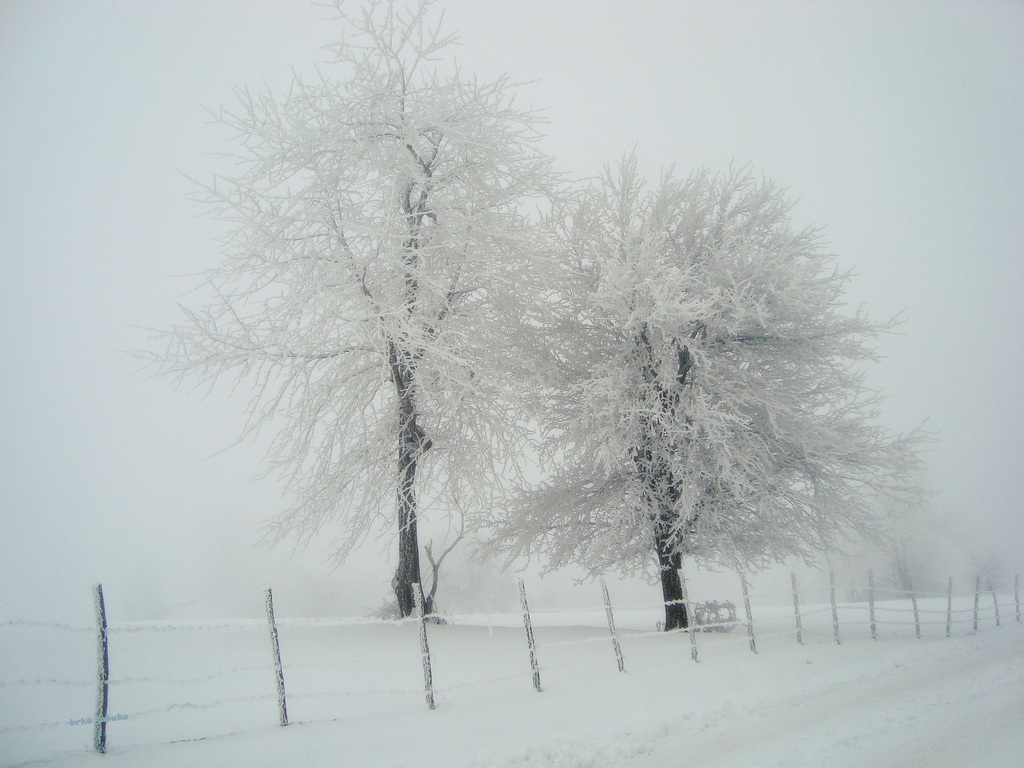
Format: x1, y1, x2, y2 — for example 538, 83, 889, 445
623, 628, 1024, 768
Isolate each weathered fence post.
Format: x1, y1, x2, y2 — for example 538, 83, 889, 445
973, 575, 981, 632
946, 576, 953, 638
987, 577, 1000, 627
830, 570, 841, 645
908, 575, 921, 640
1015, 573, 1021, 624
264, 588, 289, 726
791, 571, 803, 645
678, 568, 698, 662
600, 579, 625, 673
93, 583, 109, 754
739, 572, 757, 654
412, 583, 436, 710
868, 569, 877, 641
518, 579, 542, 692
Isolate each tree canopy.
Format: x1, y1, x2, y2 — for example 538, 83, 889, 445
490, 157, 924, 625
155, 0, 555, 614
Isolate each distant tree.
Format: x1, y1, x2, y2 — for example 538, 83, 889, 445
154, 0, 554, 617
491, 157, 925, 630
866, 500, 930, 595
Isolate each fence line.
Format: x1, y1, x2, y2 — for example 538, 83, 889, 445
2, 571, 1020, 758
787, 571, 1024, 650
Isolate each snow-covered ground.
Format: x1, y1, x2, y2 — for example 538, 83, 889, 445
3, 596, 1022, 767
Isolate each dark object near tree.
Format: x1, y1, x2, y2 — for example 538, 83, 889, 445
693, 600, 738, 632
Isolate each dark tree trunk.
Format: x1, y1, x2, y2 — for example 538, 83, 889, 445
389, 340, 430, 618
390, 164, 438, 618
392, 424, 423, 618
656, 531, 688, 630
630, 323, 695, 631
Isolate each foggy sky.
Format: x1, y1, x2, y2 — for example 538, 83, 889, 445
2, 1, 1022, 621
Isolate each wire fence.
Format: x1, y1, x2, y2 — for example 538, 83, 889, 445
1, 570, 1020, 764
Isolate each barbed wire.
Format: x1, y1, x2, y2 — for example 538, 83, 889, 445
433, 670, 528, 694
539, 632, 622, 651
279, 615, 423, 627
109, 665, 271, 686
0, 677, 92, 688
107, 621, 265, 634
289, 687, 421, 701
0, 620, 92, 632
0, 718, 69, 734
122, 693, 277, 720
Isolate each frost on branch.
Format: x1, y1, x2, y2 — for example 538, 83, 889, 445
151, 0, 556, 616
491, 157, 925, 627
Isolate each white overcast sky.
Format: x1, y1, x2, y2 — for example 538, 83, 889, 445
1, 1, 1022, 620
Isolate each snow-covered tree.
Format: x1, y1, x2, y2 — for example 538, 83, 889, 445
154, 0, 554, 617
492, 157, 924, 629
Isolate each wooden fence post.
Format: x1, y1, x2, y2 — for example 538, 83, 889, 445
868, 569, 877, 641
908, 575, 921, 640
1015, 573, 1021, 624
518, 579, 542, 692
264, 588, 289, 726
412, 583, 436, 710
987, 577, 1000, 627
791, 571, 803, 645
973, 575, 981, 632
739, 572, 757, 654
830, 570, 841, 645
678, 568, 698, 662
946, 576, 953, 638
600, 579, 625, 673
93, 584, 109, 754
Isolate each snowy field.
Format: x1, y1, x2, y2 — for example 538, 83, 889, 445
3, 595, 1023, 768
